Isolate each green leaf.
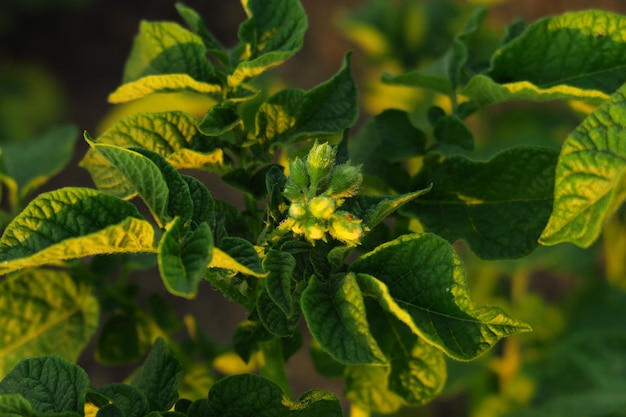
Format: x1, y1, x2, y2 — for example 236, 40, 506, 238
204, 374, 342, 417
0, 270, 98, 378
343, 188, 431, 231
488, 10, 626, 95
112, 21, 219, 102
158, 218, 213, 298
350, 109, 425, 192
432, 114, 474, 152
540, 83, 626, 247
233, 320, 272, 362
198, 106, 241, 136
301, 273, 386, 365
175, 3, 228, 63
209, 237, 266, 278
0, 394, 41, 417
96, 384, 150, 417
0, 188, 156, 275
408, 147, 558, 259
80, 111, 224, 173
0, 124, 78, 204
350, 233, 531, 360
182, 175, 215, 230
256, 289, 299, 338
444, 6, 488, 90
131, 338, 183, 412
461, 74, 609, 108
365, 299, 446, 406
228, 0, 307, 87
134, 148, 194, 226
0, 355, 88, 414
381, 71, 453, 95
345, 366, 404, 414
109, 75, 221, 104
254, 53, 358, 146
87, 142, 171, 225
96, 313, 144, 364
262, 249, 296, 316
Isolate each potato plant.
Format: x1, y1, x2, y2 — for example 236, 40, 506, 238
1, 1, 626, 416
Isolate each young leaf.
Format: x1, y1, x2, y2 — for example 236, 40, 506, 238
0, 355, 89, 414
350, 234, 531, 361
262, 249, 296, 316
96, 383, 150, 417
0, 124, 78, 205
407, 147, 558, 259
540, 83, 626, 247
204, 373, 342, 417
130, 338, 183, 412
488, 10, 626, 95
254, 53, 358, 146
301, 273, 387, 365
111, 21, 220, 102
209, 237, 266, 278
158, 218, 213, 298
0, 269, 98, 377
0, 188, 156, 275
228, 0, 307, 87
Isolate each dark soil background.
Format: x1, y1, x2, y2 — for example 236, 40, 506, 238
2, 0, 626, 413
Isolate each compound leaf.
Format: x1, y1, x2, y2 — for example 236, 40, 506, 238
0, 188, 156, 275
0, 270, 98, 378
350, 233, 531, 361
540, 83, 626, 247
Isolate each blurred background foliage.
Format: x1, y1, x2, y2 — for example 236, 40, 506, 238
3, 1, 626, 416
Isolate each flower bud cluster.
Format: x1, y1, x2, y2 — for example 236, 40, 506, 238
280, 141, 364, 246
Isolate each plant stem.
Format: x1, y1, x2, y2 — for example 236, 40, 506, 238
260, 337, 292, 398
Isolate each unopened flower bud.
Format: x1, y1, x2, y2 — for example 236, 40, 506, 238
303, 220, 325, 241
288, 201, 308, 219
328, 211, 363, 246
288, 157, 309, 189
306, 141, 336, 186
309, 195, 336, 219
329, 163, 362, 198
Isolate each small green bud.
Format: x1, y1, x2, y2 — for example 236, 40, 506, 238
329, 163, 362, 198
309, 195, 336, 219
288, 201, 308, 219
328, 211, 363, 246
306, 141, 336, 186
